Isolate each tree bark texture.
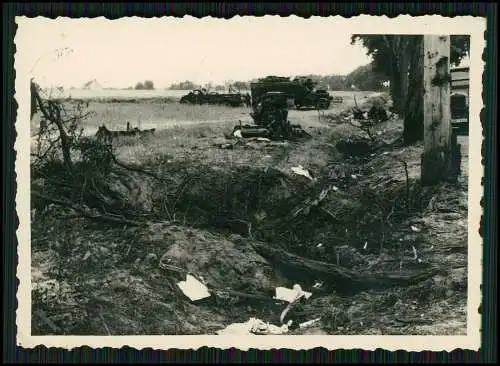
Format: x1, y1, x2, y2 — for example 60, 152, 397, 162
397, 37, 410, 120
421, 35, 459, 185
403, 36, 425, 145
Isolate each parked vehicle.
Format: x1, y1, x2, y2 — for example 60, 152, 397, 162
179, 89, 244, 107
250, 76, 336, 110
450, 67, 469, 136
450, 92, 469, 136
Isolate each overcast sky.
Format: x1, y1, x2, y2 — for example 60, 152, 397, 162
16, 16, 376, 89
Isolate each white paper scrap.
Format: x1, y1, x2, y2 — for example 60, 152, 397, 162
299, 317, 322, 329
177, 274, 211, 302
291, 166, 314, 181
273, 284, 312, 303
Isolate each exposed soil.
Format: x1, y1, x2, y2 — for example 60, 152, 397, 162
31, 98, 469, 336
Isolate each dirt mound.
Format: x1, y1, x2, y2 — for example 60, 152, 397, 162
140, 223, 285, 293
31, 216, 288, 335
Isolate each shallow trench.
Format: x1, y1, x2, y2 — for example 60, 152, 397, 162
31, 150, 454, 335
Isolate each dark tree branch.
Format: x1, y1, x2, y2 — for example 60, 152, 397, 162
32, 191, 143, 227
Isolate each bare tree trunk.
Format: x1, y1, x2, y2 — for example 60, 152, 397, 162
30, 79, 38, 120
381, 35, 400, 113
389, 71, 401, 113
421, 35, 459, 185
385, 35, 409, 115
51, 103, 73, 173
33, 87, 74, 173
398, 39, 410, 120
403, 36, 424, 145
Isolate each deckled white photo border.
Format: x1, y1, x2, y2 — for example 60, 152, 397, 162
14, 14, 486, 351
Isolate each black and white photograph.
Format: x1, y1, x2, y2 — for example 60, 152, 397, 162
15, 15, 484, 351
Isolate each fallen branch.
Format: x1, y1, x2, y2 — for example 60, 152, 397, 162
34, 309, 62, 334
111, 154, 170, 183
98, 306, 112, 335
33, 191, 143, 226
250, 241, 442, 293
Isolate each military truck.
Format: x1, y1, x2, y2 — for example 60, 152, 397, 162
250, 76, 334, 110
179, 89, 244, 107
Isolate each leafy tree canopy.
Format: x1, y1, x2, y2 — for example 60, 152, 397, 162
351, 34, 470, 78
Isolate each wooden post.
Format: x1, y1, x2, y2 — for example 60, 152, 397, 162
421, 35, 458, 185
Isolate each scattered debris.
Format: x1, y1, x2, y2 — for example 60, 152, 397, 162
176, 274, 211, 302
291, 165, 314, 181
274, 284, 312, 303
412, 246, 418, 260
216, 318, 292, 335
299, 317, 322, 329
31, 90, 468, 336
410, 225, 422, 232
293, 185, 333, 218
273, 284, 313, 324
234, 127, 270, 139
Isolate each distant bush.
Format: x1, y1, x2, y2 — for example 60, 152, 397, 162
168, 81, 201, 90
135, 80, 155, 90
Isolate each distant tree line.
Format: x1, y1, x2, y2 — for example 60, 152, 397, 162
167, 80, 251, 91
166, 64, 389, 93
296, 64, 390, 91
167, 80, 201, 90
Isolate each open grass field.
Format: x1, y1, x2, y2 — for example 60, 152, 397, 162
30, 90, 469, 336
31, 90, 378, 135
